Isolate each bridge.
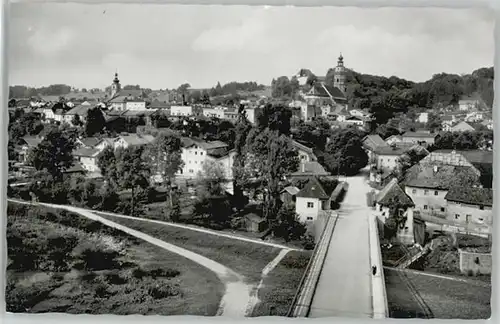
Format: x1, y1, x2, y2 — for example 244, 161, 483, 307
288, 174, 389, 319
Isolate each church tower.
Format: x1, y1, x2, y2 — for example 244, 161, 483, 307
333, 53, 347, 94
110, 71, 121, 98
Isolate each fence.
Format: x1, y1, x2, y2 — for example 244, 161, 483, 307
458, 249, 492, 275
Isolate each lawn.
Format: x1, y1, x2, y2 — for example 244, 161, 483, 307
99, 215, 282, 283
6, 202, 224, 315
250, 250, 312, 317
384, 268, 491, 319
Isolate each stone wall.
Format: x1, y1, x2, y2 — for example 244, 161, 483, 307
458, 249, 492, 275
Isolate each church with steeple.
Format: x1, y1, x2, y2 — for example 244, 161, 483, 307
106, 71, 147, 111
301, 53, 348, 121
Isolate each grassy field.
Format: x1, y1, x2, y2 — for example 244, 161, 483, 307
251, 250, 312, 317
6, 202, 224, 315
384, 268, 491, 319
99, 215, 282, 283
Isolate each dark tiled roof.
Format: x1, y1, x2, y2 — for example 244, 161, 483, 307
373, 145, 408, 156
445, 186, 493, 206
403, 163, 480, 190
119, 134, 155, 146
21, 136, 42, 147
291, 161, 330, 176
363, 134, 387, 151
402, 131, 437, 139
79, 137, 101, 148
150, 99, 170, 109
291, 140, 314, 154
321, 83, 346, 100
65, 104, 93, 116
376, 178, 414, 207
296, 177, 330, 199
433, 150, 493, 165
73, 147, 100, 157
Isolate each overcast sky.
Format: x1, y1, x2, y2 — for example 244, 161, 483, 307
9, 3, 494, 90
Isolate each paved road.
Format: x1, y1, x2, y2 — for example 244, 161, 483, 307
309, 174, 373, 318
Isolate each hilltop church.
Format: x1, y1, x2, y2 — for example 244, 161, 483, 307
301, 54, 349, 121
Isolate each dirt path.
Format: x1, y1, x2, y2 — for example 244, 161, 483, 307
11, 200, 253, 317
245, 249, 291, 316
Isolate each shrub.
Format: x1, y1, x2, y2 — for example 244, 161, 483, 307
72, 243, 120, 271
148, 268, 180, 279
148, 284, 180, 299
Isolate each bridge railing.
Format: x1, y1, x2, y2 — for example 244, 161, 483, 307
369, 214, 389, 318
286, 212, 338, 317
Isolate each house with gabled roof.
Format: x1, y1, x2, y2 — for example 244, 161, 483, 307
295, 176, 339, 223
374, 178, 424, 245
76, 137, 101, 149
450, 121, 476, 133
114, 133, 155, 150
291, 140, 317, 163
73, 147, 101, 173
401, 130, 437, 146
444, 186, 493, 230
174, 137, 236, 180
303, 82, 347, 109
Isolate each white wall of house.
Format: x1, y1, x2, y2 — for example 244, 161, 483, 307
178, 145, 207, 177
405, 186, 448, 216
79, 156, 99, 172
110, 102, 126, 111
113, 138, 130, 150
95, 140, 113, 152
54, 113, 64, 123
170, 105, 193, 116
418, 112, 429, 124
296, 197, 322, 223
459, 100, 478, 111
203, 108, 225, 119
376, 154, 400, 171
446, 201, 492, 227
126, 101, 147, 111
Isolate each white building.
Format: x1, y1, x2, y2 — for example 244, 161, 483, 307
113, 134, 155, 150
73, 147, 101, 173
170, 105, 194, 117
295, 177, 337, 224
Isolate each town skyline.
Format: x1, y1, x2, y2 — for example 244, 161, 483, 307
10, 4, 493, 90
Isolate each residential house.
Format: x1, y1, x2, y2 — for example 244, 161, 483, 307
450, 121, 476, 133
203, 106, 226, 119
401, 131, 437, 146
53, 109, 65, 123
223, 108, 239, 122
301, 104, 323, 122
280, 186, 300, 206
170, 105, 194, 117
428, 149, 493, 188
343, 116, 366, 128
244, 107, 262, 125
385, 135, 403, 146
291, 140, 317, 163
176, 137, 236, 179
441, 115, 454, 132
73, 147, 101, 173
403, 162, 481, 217
63, 103, 94, 125
444, 186, 493, 230
362, 134, 387, 160
289, 161, 330, 180
76, 137, 101, 149
418, 112, 429, 124
465, 111, 484, 123
108, 95, 147, 111
295, 177, 338, 223
458, 95, 482, 111
18, 136, 43, 163
374, 178, 418, 245
95, 138, 116, 152
113, 134, 155, 150
372, 145, 408, 172
149, 99, 170, 110
481, 119, 493, 131
121, 110, 157, 127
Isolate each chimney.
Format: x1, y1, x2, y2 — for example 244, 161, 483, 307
301, 162, 306, 173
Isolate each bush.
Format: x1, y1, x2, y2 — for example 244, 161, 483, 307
72, 243, 120, 271
148, 284, 180, 299
148, 268, 180, 279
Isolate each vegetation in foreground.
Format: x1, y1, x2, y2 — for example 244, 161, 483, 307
98, 214, 282, 283
6, 202, 223, 315
251, 250, 312, 317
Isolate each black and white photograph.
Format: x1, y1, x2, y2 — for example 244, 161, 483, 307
5, 2, 494, 320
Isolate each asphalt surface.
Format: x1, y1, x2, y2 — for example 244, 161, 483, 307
308, 174, 373, 318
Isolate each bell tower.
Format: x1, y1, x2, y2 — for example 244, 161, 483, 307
333, 53, 347, 94
111, 71, 121, 98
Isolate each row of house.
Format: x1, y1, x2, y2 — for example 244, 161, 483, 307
373, 149, 493, 244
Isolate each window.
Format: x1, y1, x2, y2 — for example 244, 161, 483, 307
195, 161, 197, 164
478, 218, 484, 223
307, 202, 314, 208
423, 205, 428, 210
434, 191, 439, 196
404, 227, 409, 233
441, 207, 445, 212
379, 205, 383, 212
200, 152, 203, 156
195, 151, 198, 155
455, 214, 460, 219
189, 169, 194, 173
412, 189, 416, 194
424, 190, 429, 195
307, 217, 313, 221
479, 205, 484, 210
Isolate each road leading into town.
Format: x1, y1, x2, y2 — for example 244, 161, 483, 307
308, 174, 373, 318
